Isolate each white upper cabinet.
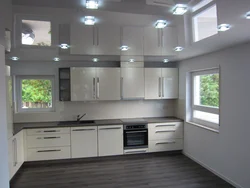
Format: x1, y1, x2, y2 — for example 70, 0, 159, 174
145, 68, 179, 99
96, 68, 121, 100
161, 27, 178, 56
6, 67, 13, 139
121, 26, 144, 56
144, 27, 178, 56
144, 27, 162, 56
161, 68, 179, 99
95, 25, 121, 55
71, 68, 96, 101
145, 68, 162, 99
121, 68, 145, 99
70, 24, 95, 55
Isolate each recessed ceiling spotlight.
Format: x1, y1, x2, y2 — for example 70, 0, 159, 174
86, 0, 99, 9
245, 12, 250, 19
218, 24, 231, 32
92, 58, 99, 62
120, 45, 129, 51
163, 59, 169, 63
54, 57, 60, 62
60, 43, 70, 49
173, 4, 188, 15
129, 59, 135, 63
84, 16, 96, 25
155, 20, 168, 29
174, 46, 184, 52
11, 57, 19, 61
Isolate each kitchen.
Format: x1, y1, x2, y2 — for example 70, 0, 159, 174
0, 0, 250, 188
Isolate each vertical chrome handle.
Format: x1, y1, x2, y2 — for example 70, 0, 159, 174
121, 77, 123, 99
97, 27, 99, 46
157, 29, 160, 47
93, 27, 95, 45
159, 77, 161, 98
162, 77, 165, 98
161, 29, 164, 48
93, 78, 96, 99
97, 77, 100, 99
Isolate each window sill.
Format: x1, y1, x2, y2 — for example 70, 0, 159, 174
186, 121, 219, 133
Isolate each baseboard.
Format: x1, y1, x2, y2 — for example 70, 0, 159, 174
183, 151, 243, 188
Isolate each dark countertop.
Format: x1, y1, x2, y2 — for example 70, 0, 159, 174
13, 117, 183, 135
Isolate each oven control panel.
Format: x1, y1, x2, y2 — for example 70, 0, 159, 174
124, 124, 148, 130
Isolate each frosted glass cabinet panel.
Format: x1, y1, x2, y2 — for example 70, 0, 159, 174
71, 68, 96, 101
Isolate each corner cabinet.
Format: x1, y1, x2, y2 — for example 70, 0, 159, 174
145, 68, 179, 99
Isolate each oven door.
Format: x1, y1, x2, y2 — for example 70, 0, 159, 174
124, 129, 148, 149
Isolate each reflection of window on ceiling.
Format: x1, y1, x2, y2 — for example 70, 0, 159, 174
192, 0, 217, 42
22, 20, 51, 46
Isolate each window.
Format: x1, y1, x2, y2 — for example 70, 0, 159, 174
192, 1, 218, 42
16, 76, 55, 112
191, 68, 220, 130
22, 20, 51, 46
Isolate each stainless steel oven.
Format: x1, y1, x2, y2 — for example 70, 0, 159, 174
124, 124, 148, 151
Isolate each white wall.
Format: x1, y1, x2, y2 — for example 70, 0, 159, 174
11, 61, 176, 123
177, 42, 250, 188
0, 0, 12, 46
0, 45, 10, 188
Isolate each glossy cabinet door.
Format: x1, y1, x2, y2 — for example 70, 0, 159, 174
6, 72, 13, 139
161, 27, 178, 56
8, 138, 14, 180
161, 68, 179, 99
70, 24, 95, 55
71, 68, 96, 101
95, 25, 121, 55
121, 68, 145, 99
98, 125, 123, 156
96, 68, 121, 100
145, 68, 162, 99
121, 26, 144, 56
144, 27, 162, 56
71, 126, 98, 158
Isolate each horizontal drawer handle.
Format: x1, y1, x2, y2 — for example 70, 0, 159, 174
36, 137, 61, 140
155, 124, 176, 128
126, 130, 147, 133
155, 130, 175, 133
72, 129, 96, 132
125, 150, 147, 154
156, 141, 176, 145
37, 149, 61, 153
43, 130, 61, 133
99, 127, 121, 130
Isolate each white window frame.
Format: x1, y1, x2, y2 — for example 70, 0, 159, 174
190, 0, 218, 42
16, 76, 55, 113
190, 68, 220, 130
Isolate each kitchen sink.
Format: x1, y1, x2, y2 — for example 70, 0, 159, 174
58, 120, 95, 126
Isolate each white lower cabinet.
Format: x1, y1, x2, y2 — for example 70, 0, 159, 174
149, 139, 183, 153
148, 122, 184, 153
98, 125, 123, 157
26, 128, 71, 161
71, 126, 98, 158
8, 130, 24, 180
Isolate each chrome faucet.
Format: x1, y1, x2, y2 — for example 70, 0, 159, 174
77, 113, 86, 122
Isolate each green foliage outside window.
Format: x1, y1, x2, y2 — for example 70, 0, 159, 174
22, 79, 52, 104
200, 74, 219, 107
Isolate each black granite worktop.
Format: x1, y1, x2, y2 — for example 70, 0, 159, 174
13, 117, 183, 135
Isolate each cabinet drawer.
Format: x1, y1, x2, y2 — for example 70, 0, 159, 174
27, 147, 71, 161
27, 128, 70, 135
149, 139, 183, 153
27, 134, 70, 148
149, 122, 183, 141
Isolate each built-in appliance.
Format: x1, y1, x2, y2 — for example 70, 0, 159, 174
122, 119, 148, 154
